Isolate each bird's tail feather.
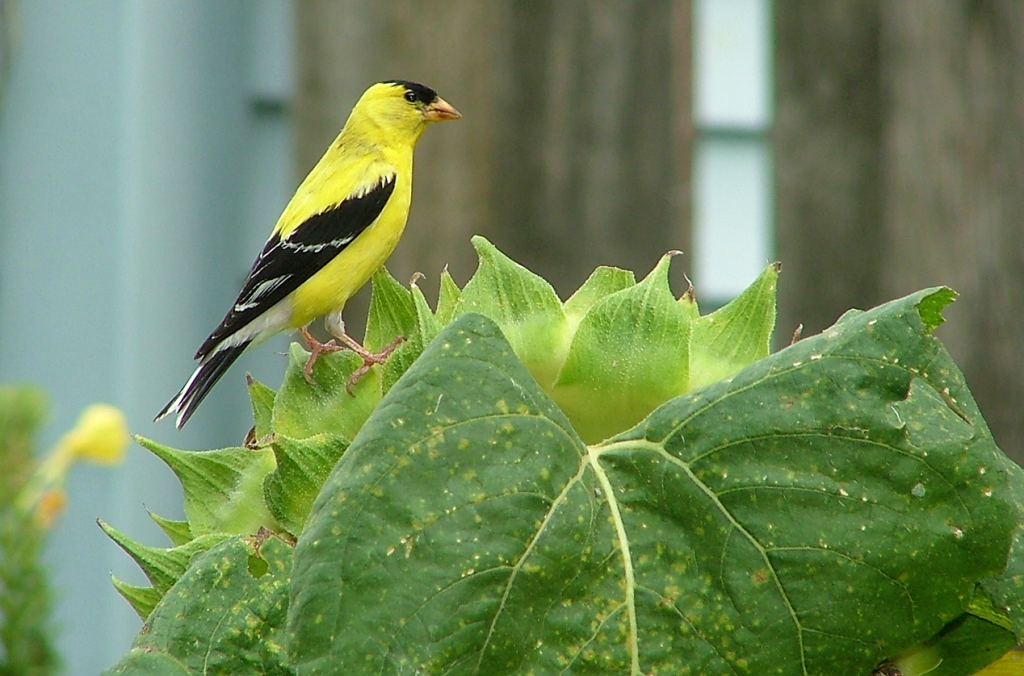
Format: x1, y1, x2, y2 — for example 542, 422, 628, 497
155, 341, 251, 428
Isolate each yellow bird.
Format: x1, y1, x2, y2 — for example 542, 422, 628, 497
157, 81, 461, 428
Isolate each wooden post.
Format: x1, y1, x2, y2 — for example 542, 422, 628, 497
776, 0, 1024, 460
489, 1, 690, 294
774, 1, 885, 339
880, 1, 1024, 459
294, 0, 693, 332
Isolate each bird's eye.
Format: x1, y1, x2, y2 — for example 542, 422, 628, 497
404, 91, 417, 103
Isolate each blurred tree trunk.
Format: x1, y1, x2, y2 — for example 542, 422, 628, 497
776, 0, 1024, 461
880, 1, 1024, 461
774, 0, 884, 340
490, 1, 691, 293
294, 0, 692, 337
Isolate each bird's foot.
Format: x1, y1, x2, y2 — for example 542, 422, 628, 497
300, 327, 406, 393
339, 334, 406, 395
299, 327, 345, 384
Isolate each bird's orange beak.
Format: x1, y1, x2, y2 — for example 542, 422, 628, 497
424, 97, 462, 122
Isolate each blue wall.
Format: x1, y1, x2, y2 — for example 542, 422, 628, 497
0, 1, 293, 671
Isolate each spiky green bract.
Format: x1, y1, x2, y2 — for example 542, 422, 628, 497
99, 520, 229, 611
273, 343, 379, 439
264, 434, 348, 535
135, 437, 278, 537
248, 375, 276, 440
562, 265, 636, 331
361, 266, 448, 395
688, 262, 779, 391
552, 254, 691, 443
382, 281, 444, 394
436, 267, 462, 324
455, 236, 570, 389
363, 266, 416, 355
101, 537, 292, 676
109, 579, 162, 622
146, 510, 192, 547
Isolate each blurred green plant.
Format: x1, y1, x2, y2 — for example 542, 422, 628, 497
103, 238, 1024, 676
0, 389, 128, 676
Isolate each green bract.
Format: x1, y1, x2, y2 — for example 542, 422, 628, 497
104, 239, 1024, 676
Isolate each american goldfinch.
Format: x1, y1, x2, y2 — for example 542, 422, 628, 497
156, 80, 461, 428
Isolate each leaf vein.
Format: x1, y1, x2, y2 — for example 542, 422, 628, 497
587, 447, 642, 675
767, 545, 917, 625
637, 444, 809, 675
650, 352, 940, 449
473, 457, 591, 674
634, 584, 742, 676
557, 602, 629, 675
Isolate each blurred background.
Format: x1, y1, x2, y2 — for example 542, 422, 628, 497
0, 0, 1020, 673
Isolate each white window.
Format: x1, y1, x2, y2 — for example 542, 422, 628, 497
692, 0, 773, 304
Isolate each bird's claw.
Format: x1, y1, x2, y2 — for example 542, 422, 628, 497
299, 328, 343, 384
301, 327, 406, 393
344, 335, 406, 395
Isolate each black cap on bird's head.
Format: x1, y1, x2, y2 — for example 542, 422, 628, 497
383, 80, 461, 121
386, 80, 438, 105
346, 80, 460, 138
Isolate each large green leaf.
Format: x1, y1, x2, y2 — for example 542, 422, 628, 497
287, 292, 1015, 675
103, 537, 294, 676
287, 313, 592, 674
980, 456, 1024, 640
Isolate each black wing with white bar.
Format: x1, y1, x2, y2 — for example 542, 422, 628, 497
196, 174, 397, 359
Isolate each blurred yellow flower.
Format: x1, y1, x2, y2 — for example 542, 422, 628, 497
58, 403, 129, 466
13, 403, 130, 521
